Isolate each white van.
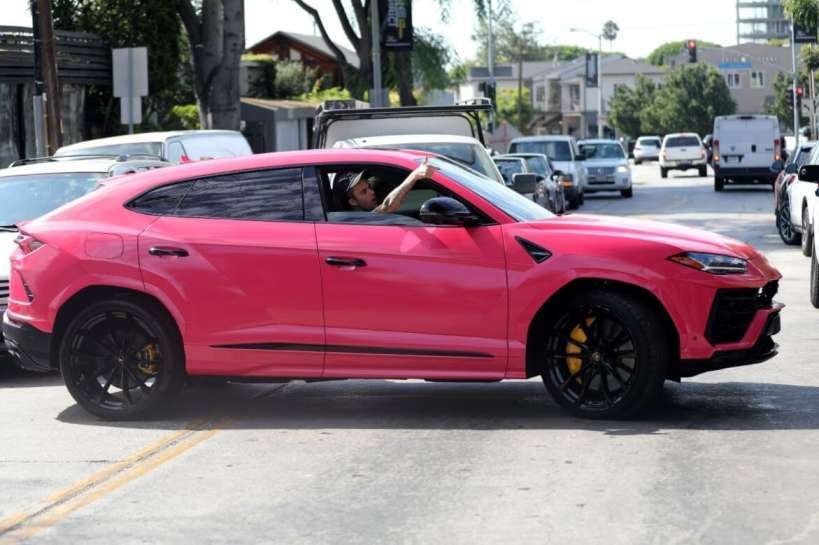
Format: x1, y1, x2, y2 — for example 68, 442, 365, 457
712, 115, 781, 191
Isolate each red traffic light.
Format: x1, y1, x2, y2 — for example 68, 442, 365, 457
797, 86, 804, 96
687, 40, 697, 50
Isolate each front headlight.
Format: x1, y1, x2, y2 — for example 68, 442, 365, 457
616, 165, 630, 174
668, 252, 748, 275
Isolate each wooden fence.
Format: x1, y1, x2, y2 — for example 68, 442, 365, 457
0, 25, 111, 85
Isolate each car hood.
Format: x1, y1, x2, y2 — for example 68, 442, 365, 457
584, 159, 628, 168
0, 231, 18, 279
524, 214, 760, 259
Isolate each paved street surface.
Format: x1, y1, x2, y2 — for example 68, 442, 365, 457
2, 163, 818, 545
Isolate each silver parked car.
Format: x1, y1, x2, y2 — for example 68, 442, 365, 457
504, 152, 566, 214
578, 139, 633, 198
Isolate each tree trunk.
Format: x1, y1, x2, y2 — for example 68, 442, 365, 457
178, 0, 244, 130
396, 51, 416, 106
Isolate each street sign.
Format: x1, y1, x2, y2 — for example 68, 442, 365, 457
112, 47, 148, 131
794, 22, 818, 44
381, 0, 413, 50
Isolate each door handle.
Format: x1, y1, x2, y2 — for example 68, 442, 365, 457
149, 246, 189, 257
325, 256, 366, 268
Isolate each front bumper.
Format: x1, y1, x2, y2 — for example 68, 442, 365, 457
679, 309, 781, 377
2, 312, 53, 372
584, 175, 631, 191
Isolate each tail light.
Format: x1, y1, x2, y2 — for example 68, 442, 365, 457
700, 147, 706, 159
774, 138, 781, 161
713, 139, 720, 162
14, 234, 45, 255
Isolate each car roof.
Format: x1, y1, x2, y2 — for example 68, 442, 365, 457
579, 139, 621, 144
0, 158, 121, 177
510, 135, 572, 142
664, 133, 699, 138
336, 134, 483, 146
505, 152, 549, 159
637, 135, 661, 140
493, 156, 526, 163
55, 130, 244, 153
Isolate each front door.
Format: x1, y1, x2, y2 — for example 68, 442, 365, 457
316, 220, 509, 379
137, 167, 325, 377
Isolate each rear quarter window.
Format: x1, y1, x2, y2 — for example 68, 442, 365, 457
127, 182, 194, 215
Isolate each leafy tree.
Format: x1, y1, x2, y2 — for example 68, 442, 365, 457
784, 0, 819, 30
541, 45, 589, 61
495, 87, 533, 130
608, 75, 657, 137
642, 64, 735, 135
765, 71, 809, 131
646, 39, 721, 66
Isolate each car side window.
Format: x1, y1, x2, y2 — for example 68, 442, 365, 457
166, 141, 187, 163
173, 168, 304, 221
127, 181, 194, 215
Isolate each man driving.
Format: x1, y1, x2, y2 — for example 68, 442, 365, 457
333, 158, 437, 213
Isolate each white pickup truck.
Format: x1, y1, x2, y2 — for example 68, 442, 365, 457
659, 133, 708, 179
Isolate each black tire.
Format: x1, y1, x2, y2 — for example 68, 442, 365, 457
802, 206, 813, 257
59, 295, 185, 420
698, 165, 707, 177
777, 194, 801, 245
621, 187, 633, 198
635, 159, 642, 165
578, 191, 585, 206
714, 177, 724, 192
812, 251, 819, 309
539, 289, 669, 419
660, 168, 668, 179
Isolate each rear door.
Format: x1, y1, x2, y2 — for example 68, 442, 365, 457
137, 167, 325, 377
717, 117, 778, 168
665, 136, 702, 161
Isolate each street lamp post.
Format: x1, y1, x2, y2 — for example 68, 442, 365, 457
570, 28, 604, 138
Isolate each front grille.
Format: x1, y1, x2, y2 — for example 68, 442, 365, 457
588, 166, 615, 176
706, 281, 778, 344
0, 278, 8, 311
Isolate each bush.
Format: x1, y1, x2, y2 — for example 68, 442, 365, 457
167, 104, 201, 130
275, 60, 318, 98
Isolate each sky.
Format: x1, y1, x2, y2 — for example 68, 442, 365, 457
7, 0, 740, 64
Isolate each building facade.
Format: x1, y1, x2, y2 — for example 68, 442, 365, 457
737, 1, 788, 44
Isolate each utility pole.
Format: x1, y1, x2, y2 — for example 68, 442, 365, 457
597, 33, 603, 138
792, 19, 800, 149
487, 0, 495, 133
370, 0, 382, 107
29, 0, 45, 157
37, 0, 62, 154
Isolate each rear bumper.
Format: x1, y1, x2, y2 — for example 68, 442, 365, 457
2, 312, 53, 372
679, 307, 781, 378
713, 165, 776, 180
661, 159, 707, 169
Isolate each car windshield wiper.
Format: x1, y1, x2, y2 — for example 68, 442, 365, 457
0, 224, 19, 232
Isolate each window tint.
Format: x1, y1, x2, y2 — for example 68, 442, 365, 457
128, 181, 193, 215
665, 136, 700, 147
174, 168, 304, 221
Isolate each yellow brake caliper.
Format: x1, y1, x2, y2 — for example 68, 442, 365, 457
566, 317, 595, 380
136, 343, 160, 376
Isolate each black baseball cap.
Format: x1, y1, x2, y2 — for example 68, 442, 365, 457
332, 170, 366, 209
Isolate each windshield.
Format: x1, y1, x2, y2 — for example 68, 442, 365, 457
494, 159, 525, 184
509, 141, 572, 162
427, 157, 553, 221
521, 156, 550, 176
580, 143, 625, 160
0, 173, 103, 225
55, 142, 163, 159
373, 142, 502, 183
794, 147, 814, 167
665, 136, 700, 147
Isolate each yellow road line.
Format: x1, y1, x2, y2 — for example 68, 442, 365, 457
0, 418, 225, 544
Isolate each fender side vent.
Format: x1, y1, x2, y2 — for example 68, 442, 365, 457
515, 236, 552, 263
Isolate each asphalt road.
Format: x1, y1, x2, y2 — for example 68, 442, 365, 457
2, 163, 818, 545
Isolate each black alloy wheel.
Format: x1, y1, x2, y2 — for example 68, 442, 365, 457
777, 194, 801, 245
60, 297, 184, 420
540, 290, 668, 419
802, 208, 814, 257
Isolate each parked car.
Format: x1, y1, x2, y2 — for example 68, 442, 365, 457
315, 99, 507, 186
795, 164, 819, 307
492, 155, 562, 213
712, 115, 781, 191
508, 135, 586, 209
774, 142, 815, 245
54, 130, 252, 164
659, 133, 708, 179
3, 149, 783, 421
633, 136, 662, 164
578, 139, 633, 198
0, 156, 169, 362
784, 144, 819, 257
504, 152, 567, 214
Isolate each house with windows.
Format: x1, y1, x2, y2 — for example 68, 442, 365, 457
667, 43, 791, 115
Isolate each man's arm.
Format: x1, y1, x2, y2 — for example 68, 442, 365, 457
375, 159, 437, 213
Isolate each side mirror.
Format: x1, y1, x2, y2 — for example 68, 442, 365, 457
551, 170, 564, 181
419, 197, 481, 227
784, 162, 798, 174
511, 173, 538, 194
798, 164, 819, 182
770, 160, 784, 173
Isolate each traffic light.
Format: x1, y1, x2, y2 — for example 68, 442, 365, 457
797, 86, 804, 111
686, 40, 697, 63
478, 81, 496, 104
